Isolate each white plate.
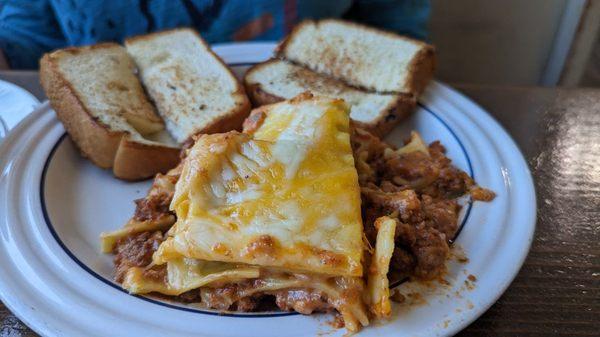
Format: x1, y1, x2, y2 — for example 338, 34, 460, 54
0, 79, 40, 139
0, 43, 536, 337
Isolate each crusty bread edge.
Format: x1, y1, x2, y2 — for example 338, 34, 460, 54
40, 45, 183, 180
125, 28, 252, 141
277, 19, 433, 55
276, 19, 435, 95
244, 60, 416, 137
40, 48, 125, 169
113, 137, 181, 181
247, 80, 415, 137
243, 61, 289, 107
405, 46, 436, 96
352, 94, 416, 137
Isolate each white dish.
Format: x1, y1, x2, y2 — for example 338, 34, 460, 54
0, 79, 40, 140
0, 42, 536, 337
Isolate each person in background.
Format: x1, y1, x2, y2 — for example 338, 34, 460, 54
0, 0, 430, 70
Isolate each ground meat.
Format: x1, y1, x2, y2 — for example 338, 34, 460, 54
422, 166, 472, 198
274, 289, 332, 314
384, 151, 440, 187
355, 130, 492, 282
133, 193, 173, 221
235, 296, 260, 311
394, 221, 417, 246
199, 283, 332, 315
351, 127, 390, 160
379, 180, 404, 192
470, 186, 496, 201
411, 224, 450, 280
421, 195, 459, 240
361, 187, 422, 225
428, 141, 449, 162
110, 127, 493, 312
142, 265, 167, 282
200, 284, 239, 311
389, 219, 451, 279
389, 222, 416, 277
391, 246, 416, 274
114, 231, 164, 282
177, 289, 201, 303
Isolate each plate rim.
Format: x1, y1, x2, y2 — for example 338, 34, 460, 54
0, 78, 40, 131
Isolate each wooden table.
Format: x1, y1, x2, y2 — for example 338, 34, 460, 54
1, 72, 598, 336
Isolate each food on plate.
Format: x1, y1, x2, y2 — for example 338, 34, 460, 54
104, 96, 370, 331
244, 59, 415, 136
244, 19, 434, 136
125, 29, 251, 144
40, 28, 250, 180
366, 216, 397, 318
354, 128, 495, 281
40, 43, 180, 180
102, 94, 494, 332
278, 19, 435, 95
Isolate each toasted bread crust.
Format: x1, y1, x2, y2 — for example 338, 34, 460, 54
277, 19, 435, 95
40, 46, 183, 180
277, 19, 432, 54
405, 47, 436, 96
244, 61, 296, 107
244, 82, 286, 107
49, 42, 126, 57
247, 82, 415, 137
126, 28, 252, 141
40, 52, 125, 168
244, 63, 416, 137
113, 137, 181, 181
190, 96, 251, 136
352, 95, 416, 137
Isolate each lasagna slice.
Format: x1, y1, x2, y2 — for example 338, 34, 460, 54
154, 104, 364, 275
102, 94, 494, 332
105, 95, 370, 331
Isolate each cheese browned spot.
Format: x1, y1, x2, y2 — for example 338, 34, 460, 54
243, 235, 277, 258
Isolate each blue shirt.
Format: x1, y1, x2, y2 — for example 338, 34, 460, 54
0, 0, 430, 69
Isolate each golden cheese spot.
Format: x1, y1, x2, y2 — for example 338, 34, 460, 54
211, 243, 231, 256
225, 222, 238, 231
317, 249, 344, 267
154, 98, 364, 276
243, 235, 277, 258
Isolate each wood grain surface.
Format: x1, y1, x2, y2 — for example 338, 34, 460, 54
0, 74, 598, 336
453, 85, 600, 337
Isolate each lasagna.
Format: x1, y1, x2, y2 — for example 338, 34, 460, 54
101, 93, 494, 332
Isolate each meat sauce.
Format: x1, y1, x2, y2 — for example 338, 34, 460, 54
352, 128, 494, 281
112, 127, 494, 315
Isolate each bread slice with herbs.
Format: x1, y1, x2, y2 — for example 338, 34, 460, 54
244, 59, 415, 136
125, 28, 251, 144
277, 19, 435, 95
40, 43, 180, 180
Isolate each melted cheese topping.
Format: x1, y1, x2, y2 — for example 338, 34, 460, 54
154, 98, 364, 276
